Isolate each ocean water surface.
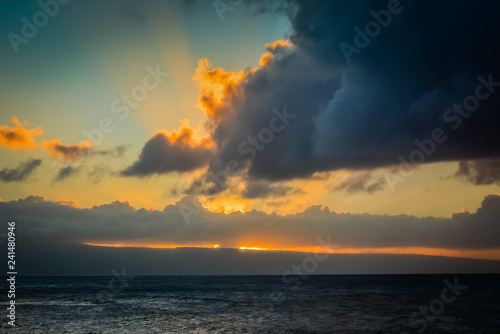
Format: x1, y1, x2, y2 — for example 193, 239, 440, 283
1, 274, 499, 333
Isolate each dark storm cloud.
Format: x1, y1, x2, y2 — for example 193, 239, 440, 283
0, 158, 41, 182
453, 158, 500, 186
2, 194, 500, 250
121, 131, 214, 176
188, 0, 500, 191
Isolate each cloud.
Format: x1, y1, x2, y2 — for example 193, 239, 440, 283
121, 126, 214, 176
10, 116, 27, 127
0, 117, 44, 150
12, 194, 46, 204
332, 171, 386, 194
0, 158, 42, 182
46, 145, 127, 184
42, 139, 93, 160
53, 166, 79, 182
87, 165, 110, 184
187, 40, 339, 193
90, 200, 135, 212
453, 158, 500, 186
259, 40, 294, 67
2, 193, 500, 251
126, 1, 500, 191
94, 145, 128, 157
57, 200, 78, 208
192, 58, 248, 124
175, 0, 500, 193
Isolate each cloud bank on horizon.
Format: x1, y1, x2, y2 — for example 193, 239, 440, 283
2, 193, 499, 252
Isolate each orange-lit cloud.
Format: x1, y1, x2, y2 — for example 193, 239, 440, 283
259, 40, 294, 67
11, 116, 28, 127
193, 58, 249, 123
42, 139, 93, 160
186, 40, 312, 198
259, 52, 273, 67
160, 123, 213, 149
58, 200, 78, 208
0, 117, 44, 150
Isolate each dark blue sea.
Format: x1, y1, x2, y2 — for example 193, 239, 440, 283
1, 274, 499, 333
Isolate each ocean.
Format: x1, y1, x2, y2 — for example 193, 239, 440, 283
1, 274, 499, 333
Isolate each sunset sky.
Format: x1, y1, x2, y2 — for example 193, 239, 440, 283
1, 0, 500, 268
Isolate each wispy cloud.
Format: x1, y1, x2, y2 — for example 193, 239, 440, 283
42, 139, 93, 160
53, 166, 79, 182
332, 171, 386, 194
0, 158, 42, 182
453, 158, 500, 186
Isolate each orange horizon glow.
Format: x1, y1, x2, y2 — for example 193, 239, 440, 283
81, 242, 500, 261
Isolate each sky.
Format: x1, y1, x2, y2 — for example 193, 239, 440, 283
1, 0, 500, 273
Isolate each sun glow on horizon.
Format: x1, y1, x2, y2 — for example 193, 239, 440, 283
81, 242, 500, 261
238, 246, 269, 251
